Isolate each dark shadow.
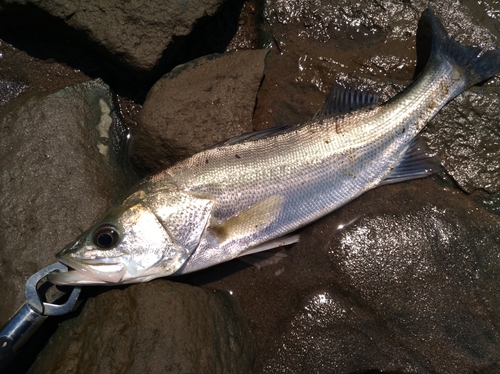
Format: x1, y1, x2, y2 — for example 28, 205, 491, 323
413, 8, 432, 80
350, 371, 408, 374
173, 259, 253, 286
0, 0, 245, 103
0, 284, 131, 374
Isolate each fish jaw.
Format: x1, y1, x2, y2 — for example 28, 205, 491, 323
49, 255, 127, 285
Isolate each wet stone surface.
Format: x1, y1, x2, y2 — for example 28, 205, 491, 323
1, 0, 500, 373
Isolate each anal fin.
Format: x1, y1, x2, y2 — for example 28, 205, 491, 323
381, 138, 444, 185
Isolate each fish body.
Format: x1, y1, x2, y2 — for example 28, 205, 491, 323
50, 7, 500, 285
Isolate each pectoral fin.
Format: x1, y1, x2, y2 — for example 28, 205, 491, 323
209, 195, 284, 243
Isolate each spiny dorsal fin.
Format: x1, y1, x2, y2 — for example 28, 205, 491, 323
209, 125, 291, 148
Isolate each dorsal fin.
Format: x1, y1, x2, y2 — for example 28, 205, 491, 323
312, 83, 380, 121
208, 82, 379, 149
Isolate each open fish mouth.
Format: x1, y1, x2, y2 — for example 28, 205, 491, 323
48, 256, 127, 285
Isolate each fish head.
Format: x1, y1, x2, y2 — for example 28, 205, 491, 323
49, 186, 214, 285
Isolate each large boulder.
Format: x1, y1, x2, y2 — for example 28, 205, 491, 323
134, 49, 269, 174
0, 80, 130, 324
28, 281, 255, 374
0, 0, 242, 86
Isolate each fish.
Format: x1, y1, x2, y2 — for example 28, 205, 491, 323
49, 6, 500, 285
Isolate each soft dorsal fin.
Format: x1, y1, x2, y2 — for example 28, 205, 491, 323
209, 82, 379, 148
312, 83, 380, 121
380, 138, 444, 185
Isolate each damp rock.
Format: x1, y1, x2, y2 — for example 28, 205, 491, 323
206, 178, 500, 373
422, 88, 500, 194
133, 49, 269, 174
28, 281, 255, 374
0, 80, 130, 324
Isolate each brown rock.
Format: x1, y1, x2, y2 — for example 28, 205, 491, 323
133, 49, 269, 174
29, 281, 255, 374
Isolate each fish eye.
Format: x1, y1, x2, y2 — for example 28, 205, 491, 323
93, 225, 120, 249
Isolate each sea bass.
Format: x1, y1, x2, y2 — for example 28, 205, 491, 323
50, 7, 500, 285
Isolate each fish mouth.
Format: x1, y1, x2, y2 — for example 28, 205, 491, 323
48, 256, 127, 286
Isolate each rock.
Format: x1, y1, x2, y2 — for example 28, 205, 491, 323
422, 88, 500, 194
0, 0, 243, 86
0, 79, 130, 324
270, 179, 500, 373
28, 281, 255, 374
133, 49, 269, 174
202, 178, 500, 373
0, 79, 28, 112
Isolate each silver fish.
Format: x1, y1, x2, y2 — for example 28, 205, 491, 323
50, 7, 500, 285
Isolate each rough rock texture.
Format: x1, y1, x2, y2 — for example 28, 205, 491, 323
134, 49, 269, 174
0, 0, 242, 87
0, 80, 130, 324
422, 88, 500, 194
28, 281, 255, 374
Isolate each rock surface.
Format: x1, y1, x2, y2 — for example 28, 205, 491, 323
134, 49, 269, 174
0, 0, 242, 87
256, 179, 500, 373
0, 80, 129, 324
28, 281, 255, 374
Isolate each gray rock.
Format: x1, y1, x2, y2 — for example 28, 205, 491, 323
0, 80, 28, 112
28, 281, 255, 374
0, 79, 129, 324
0, 0, 228, 79
134, 49, 269, 174
422, 88, 500, 194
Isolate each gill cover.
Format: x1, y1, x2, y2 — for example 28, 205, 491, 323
52, 182, 214, 284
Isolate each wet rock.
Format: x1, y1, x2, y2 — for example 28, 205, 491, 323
0, 80, 129, 324
201, 178, 500, 373
0, 80, 28, 112
422, 88, 500, 194
28, 281, 255, 374
134, 49, 269, 174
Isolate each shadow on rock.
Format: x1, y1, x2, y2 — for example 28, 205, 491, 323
0, 0, 246, 102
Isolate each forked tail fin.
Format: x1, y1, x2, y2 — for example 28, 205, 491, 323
429, 5, 500, 89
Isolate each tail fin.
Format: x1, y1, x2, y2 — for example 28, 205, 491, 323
429, 5, 500, 88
